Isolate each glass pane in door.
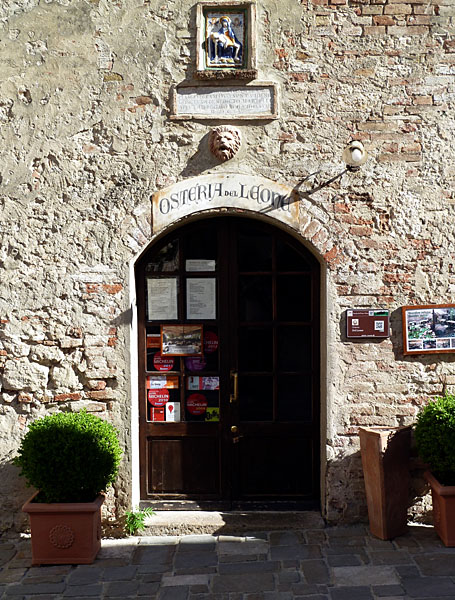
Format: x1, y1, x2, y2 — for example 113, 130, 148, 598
238, 327, 273, 371
239, 375, 273, 421
237, 229, 272, 271
238, 276, 273, 321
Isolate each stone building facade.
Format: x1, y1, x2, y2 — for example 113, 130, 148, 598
0, 0, 454, 531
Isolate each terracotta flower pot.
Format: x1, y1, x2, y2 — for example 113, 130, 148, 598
359, 426, 411, 540
424, 470, 455, 547
22, 492, 104, 565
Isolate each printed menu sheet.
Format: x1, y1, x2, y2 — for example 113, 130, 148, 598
186, 278, 216, 320
147, 278, 178, 320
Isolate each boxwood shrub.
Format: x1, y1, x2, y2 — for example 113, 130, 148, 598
414, 393, 455, 486
14, 410, 122, 503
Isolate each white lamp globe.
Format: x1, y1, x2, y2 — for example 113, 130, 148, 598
351, 148, 363, 163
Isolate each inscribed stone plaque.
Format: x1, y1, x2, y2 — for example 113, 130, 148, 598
171, 84, 277, 120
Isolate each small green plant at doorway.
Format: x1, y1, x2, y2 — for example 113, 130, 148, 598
124, 506, 156, 535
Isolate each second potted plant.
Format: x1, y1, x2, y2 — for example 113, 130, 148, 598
414, 392, 455, 547
14, 409, 122, 565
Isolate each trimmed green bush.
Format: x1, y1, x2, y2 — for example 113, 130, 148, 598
14, 410, 122, 503
414, 393, 455, 486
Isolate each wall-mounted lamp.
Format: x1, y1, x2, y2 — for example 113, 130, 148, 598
300, 140, 369, 195
342, 141, 368, 171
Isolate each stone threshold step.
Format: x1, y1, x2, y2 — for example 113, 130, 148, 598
139, 510, 325, 536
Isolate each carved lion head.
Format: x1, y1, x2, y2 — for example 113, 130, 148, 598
208, 125, 242, 162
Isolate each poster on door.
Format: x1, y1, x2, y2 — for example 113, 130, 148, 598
166, 402, 181, 422
186, 393, 208, 416
147, 389, 170, 407
147, 387, 181, 421
147, 278, 178, 320
186, 278, 216, 320
187, 376, 219, 390
204, 330, 219, 353
186, 259, 216, 272
152, 353, 175, 372
150, 407, 166, 422
185, 356, 207, 371
161, 324, 203, 356
205, 407, 219, 422
185, 391, 219, 422
146, 333, 161, 349
147, 375, 179, 389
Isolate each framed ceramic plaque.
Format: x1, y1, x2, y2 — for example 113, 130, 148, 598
402, 304, 455, 355
196, 2, 257, 78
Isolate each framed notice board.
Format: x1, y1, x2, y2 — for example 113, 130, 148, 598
346, 309, 390, 339
402, 304, 455, 355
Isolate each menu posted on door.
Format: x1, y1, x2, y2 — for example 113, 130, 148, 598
186, 278, 216, 320
147, 278, 178, 320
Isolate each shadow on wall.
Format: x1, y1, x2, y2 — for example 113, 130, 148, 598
0, 454, 31, 533
408, 435, 433, 525
324, 450, 369, 525
324, 447, 433, 528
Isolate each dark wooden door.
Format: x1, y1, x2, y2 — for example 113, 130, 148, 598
136, 217, 320, 509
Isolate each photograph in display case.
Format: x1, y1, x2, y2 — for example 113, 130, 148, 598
161, 324, 203, 356
402, 304, 455, 355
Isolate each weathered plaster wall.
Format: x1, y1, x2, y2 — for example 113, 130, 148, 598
0, 0, 454, 530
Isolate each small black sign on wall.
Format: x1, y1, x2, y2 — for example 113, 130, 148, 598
346, 309, 390, 339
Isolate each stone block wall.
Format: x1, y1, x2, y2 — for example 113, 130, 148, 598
0, 0, 454, 530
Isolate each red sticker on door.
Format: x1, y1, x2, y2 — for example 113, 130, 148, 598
147, 389, 170, 407
186, 393, 208, 415
204, 331, 219, 354
153, 353, 175, 372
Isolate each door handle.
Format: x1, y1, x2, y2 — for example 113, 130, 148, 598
231, 425, 242, 444
230, 370, 238, 404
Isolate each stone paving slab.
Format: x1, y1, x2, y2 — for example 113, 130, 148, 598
1, 523, 455, 599
332, 565, 399, 586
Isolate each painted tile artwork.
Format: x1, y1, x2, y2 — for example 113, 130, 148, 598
205, 12, 245, 68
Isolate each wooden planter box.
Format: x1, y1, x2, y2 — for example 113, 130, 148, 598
359, 426, 411, 540
425, 470, 455, 547
22, 492, 104, 565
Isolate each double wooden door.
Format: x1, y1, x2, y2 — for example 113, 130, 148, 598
136, 217, 320, 508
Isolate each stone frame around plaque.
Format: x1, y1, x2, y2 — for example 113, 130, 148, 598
195, 1, 257, 80
170, 81, 278, 121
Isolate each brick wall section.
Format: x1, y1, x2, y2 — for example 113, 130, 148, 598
309, 0, 453, 39
0, 0, 454, 530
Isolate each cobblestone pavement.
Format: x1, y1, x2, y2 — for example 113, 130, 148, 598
1, 523, 455, 599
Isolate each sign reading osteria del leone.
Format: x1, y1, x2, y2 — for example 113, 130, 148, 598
151, 173, 299, 233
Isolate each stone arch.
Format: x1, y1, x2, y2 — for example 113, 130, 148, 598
130, 180, 336, 511
147, 172, 342, 268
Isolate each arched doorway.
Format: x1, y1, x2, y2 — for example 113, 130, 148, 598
135, 216, 320, 509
